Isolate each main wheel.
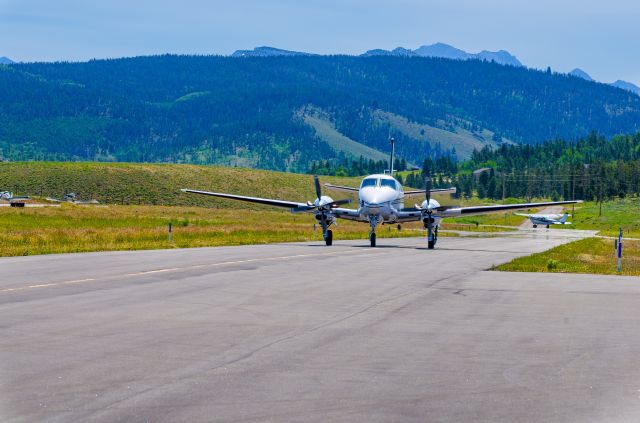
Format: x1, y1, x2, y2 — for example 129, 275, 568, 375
546, 225, 550, 229
428, 238, 435, 249
325, 230, 333, 246
533, 224, 538, 228
370, 232, 376, 247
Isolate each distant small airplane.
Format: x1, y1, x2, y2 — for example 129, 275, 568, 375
515, 212, 571, 229
182, 139, 581, 249
0, 191, 30, 206
46, 193, 99, 204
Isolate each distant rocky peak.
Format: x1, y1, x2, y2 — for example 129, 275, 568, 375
610, 80, 640, 96
569, 68, 594, 82
231, 46, 314, 58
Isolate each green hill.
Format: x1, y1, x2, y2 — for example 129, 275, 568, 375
1, 55, 639, 171
0, 162, 364, 207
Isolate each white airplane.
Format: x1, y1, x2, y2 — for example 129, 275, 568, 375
182, 139, 581, 249
46, 193, 99, 204
515, 212, 571, 228
0, 191, 30, 205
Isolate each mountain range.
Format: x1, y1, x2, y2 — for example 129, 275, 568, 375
234, 43, 523, 67
1, 54, 639, 171
233, 44, 638, 94
362, 43, 523, 67
0, 57, 15, 65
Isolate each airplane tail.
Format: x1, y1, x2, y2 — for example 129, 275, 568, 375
559, 213, 569, 224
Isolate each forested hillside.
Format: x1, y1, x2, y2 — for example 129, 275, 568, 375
399, 132, 640, 202
1, 55, 639, 171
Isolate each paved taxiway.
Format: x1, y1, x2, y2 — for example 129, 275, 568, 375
1, 230, 639, 422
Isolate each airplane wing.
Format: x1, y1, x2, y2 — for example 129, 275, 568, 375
181, 189, 309, 209
323, 183, 359, 193
514, 213, 535, 217
404, 187, 457, 196
514, 213, 561, 218
395, 200, 580, 223
332, 207, 362, 221
440, 200, 581, 217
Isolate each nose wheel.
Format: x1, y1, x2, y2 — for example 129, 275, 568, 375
369, 232, 376, 247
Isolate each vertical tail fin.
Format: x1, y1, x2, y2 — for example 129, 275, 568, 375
559, 213, 569, 224
389, 137, 395, 176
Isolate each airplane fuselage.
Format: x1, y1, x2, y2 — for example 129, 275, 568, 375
357, 174, 405, 223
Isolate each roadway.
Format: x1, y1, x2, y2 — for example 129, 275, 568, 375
1, 230, 640, 422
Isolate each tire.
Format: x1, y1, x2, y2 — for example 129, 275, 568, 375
533, 224, 537, 228
428, 238, 435, 249
370, 232, 376, 247
325, 230, 333, 246
546, 225, 550, 229
397, 224, 402, 231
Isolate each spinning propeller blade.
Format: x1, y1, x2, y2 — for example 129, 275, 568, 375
314, 175, 322, 201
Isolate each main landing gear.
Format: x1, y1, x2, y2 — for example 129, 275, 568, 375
427, 226, 439, 249
324, 229, 333, 246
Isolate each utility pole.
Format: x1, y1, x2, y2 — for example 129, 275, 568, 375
599, 175, 603, 217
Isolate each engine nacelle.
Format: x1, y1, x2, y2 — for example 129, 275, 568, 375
314, 195, 334, 208
314, 211, 336, 224
420, 198, 441, 210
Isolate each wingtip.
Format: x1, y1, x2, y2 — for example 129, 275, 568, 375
180, 188, 189, 193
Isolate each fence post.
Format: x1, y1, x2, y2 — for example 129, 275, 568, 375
617, 227, 623, 273
168, 222, 173, 243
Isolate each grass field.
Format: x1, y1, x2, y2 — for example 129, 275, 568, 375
0, 204, 445, 257
555, 199, 640, 237
495, 237, 640, 276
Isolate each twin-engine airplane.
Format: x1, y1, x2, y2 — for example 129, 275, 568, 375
515, 212, 571, 228
182, 139, 581, 249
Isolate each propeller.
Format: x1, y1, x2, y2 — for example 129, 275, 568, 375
298, 176, 351, 240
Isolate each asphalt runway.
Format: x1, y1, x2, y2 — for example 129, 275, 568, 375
2, 230, 640, 422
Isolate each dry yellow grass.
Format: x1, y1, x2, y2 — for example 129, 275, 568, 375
0, 204, 448, 256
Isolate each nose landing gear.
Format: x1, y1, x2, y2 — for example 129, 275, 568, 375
368, 215, 380, 247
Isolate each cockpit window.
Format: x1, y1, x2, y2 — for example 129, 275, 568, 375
380, 179, 397, 189
361, 178, 378, 188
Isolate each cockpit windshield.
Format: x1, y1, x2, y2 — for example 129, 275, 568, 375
380, 179, 397, 190
361, 178, 377, 188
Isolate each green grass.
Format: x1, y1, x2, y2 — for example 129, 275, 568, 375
373, 110, 510, 159
554, 199, 640, 237
0, 204, 450, 257
302, 111, 389, 161
495, 237, 640, 276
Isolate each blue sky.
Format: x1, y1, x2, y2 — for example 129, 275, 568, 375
1, 0, 639, 84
